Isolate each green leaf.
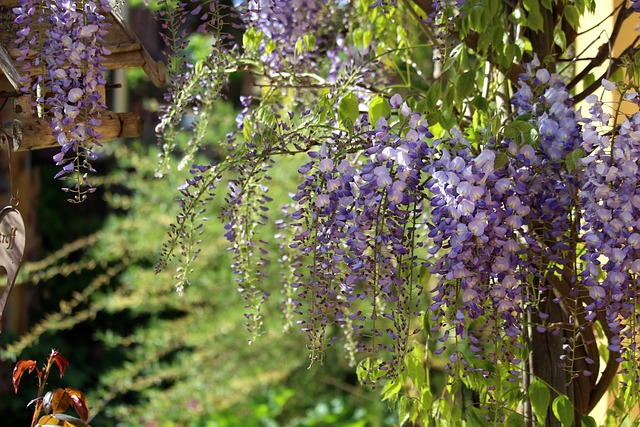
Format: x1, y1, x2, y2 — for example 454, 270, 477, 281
529, 378, 550, 425
552, 395, 574, 427
264, 39, 276, 56
439, 109, 457, 131
303, 34, 316, 52
540, 0, 553, 10
610, 67, 625, 84
405, 346, 426, 390
504, 44, 520, 67
554, 28, 567, 51
505, 120, 535, 145
352, 29, 363, 49
582, 415, 598, 427
566, 147, 585, 172
368, 95, 391, 125
362, 30, 373, 49
523, 0, 544, 32
420, 387, 432, 410
456, 71, 475, 102
443, 86, 455, 112
294, 38, 304, 55
494, 152, 509, 170
469, 6, 484, 31
466, 407, 490, 427
471, 96, 489, 112
564, 5, 580, 29
338, 92, 359, 131
381, 377, 403, 401
427, 80, 443, 110
510, 120, 534, 133
584, 72, 595, 89
506, 412, 527, 427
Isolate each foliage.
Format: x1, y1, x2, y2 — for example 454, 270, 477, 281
12, 0, 111, 202
13, 349, 92, 427
8, 0, 640, 426
148, 1, 640, 426
2, 131, 391, 425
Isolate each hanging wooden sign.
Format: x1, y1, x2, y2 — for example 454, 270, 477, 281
0, 206, 26, 331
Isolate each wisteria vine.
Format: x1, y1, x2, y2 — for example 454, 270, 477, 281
13, 0, 111, 202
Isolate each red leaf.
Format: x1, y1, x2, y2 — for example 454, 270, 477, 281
12, 359, 38, 393
43, 389, 71, 415
50, 350, 69, 378
65, 387, 89, 424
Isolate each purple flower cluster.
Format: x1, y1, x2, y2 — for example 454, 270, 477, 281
13, 0, 111, 202
288, 95, 430, 371
423, 0, 466, 39
579, 93, 640, 359
242, 0, 331, 71
156, 161, 218, 295
512, 65, 582, 259
426, 138, 532, 370
426, 63, 585, 374
222, 160, 273, 340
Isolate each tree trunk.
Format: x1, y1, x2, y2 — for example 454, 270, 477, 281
530, 290, 571, 427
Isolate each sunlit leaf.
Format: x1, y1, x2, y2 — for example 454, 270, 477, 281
529, 378, 550, 425
12, 359, 38, 393
43, 389, 71, 415
552, 395, 574, 427
53, 413, 89, 427
65, 388, 90, 424
381, 377, 402, 401
368, 95, 390, 125
338, 92, 359, 131
566, 147, 585, 172
36, 414, 62, 426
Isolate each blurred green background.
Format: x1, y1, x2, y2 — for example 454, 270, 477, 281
0, 73, 395, 427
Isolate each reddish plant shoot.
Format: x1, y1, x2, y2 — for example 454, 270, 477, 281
12, 350, 91, 427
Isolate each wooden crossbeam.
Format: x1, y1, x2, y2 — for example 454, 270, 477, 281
0, 2, 166, 87
1, 111, 143, 151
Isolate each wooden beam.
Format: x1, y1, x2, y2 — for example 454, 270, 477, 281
5, 51, 161, 80
2, 111, 143, 151
111, 8, 166, 87
0, 44, 21, 91
0, 4, 166, 87
5, 41, 144, 60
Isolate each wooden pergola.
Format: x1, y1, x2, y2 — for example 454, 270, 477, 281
0, 2, 165, 335
0, 1, 166, 150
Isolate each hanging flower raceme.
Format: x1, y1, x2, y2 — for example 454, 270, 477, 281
579, 90, 640, 367
242, 0, 335, 71
287, 96, 431, 373
513, 67, 583, 260
425, 136, 532, 373
13, 0, 111, 202
424, 63, 585, 377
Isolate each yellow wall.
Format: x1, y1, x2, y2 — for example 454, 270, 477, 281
576, 2, 640, 423
576, 1, 640, 118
